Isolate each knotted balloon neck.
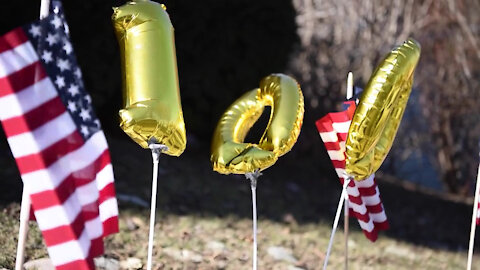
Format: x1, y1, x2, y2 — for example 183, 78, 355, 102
344, 175, 354, 183
245, 170, 262, 188
148, 137, 168, 162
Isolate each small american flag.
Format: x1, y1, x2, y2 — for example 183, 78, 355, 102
0, 1, 118, 269
316, 100, 389, 242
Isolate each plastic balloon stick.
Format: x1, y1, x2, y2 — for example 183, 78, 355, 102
147, 142, 167, 270
246, 171, 261, 270
323, 178, 352, 270
467, 163, 480, 270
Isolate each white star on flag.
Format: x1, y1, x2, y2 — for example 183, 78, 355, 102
63, 41, 72, 54
80, 125, 89, 137
56, 58, 70, 72
79, 108, 91, 121
67, 100, 77, 112
74, 67, 82, 78
54, 75, 65, 88
29, 25, 41, 37
84, 95, 91, 104
42, 50, 53, 63
50, 15, 62, 29
68, 83, 79, 96
45, 33, 58, 46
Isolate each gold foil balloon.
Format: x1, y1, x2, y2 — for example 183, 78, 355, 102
112, 0, 186, 156
345, 38, 421, 180
211, 74, 304, 174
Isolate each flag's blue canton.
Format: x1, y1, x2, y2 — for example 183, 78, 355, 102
354, 86, 363, 97
22, 0, 100, 141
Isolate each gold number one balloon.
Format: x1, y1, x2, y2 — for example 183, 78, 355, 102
112, 1, 186, 270
345, 38, 421, 180
113, 0, 186, 156
210, 74, 304, 270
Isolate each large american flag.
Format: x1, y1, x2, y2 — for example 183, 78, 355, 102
0, 1, 118, 269
316, 100, 389, 242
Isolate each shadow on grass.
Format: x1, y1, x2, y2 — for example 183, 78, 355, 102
1, 131, 477, 253
109, 134, 477, 252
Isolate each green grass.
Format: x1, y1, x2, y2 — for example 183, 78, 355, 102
1, 204, 477, 269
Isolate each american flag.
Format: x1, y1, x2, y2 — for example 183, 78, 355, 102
316, 100, 389, 242
0, 1, 118, 269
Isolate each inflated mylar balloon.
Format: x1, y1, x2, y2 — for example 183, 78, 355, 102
211, 74, 304, 174
345, 38, 421, 180
112, 0, 186, 156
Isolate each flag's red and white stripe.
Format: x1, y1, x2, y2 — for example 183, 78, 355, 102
477, 201, 480, 225
0, 28, 118, 269
316, 101, 389, 242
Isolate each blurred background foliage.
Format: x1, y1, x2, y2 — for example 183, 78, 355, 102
289, 0, 480, 195
1, 0, 480, 198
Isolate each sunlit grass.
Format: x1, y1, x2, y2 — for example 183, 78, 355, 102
1, 204, 477, 269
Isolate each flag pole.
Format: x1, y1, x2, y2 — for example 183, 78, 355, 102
467, 159, 480, 270
15, 187, 31, 270
147, 141, 168, 270
40, 0, 50, 18
323, 177, 352, 270
246, 170, 261, 270
15, 2, 51, 269
346, 72, 354, 100
344, 71, 353, 270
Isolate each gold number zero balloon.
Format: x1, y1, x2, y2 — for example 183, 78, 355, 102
211, 74, 304, 174
112, 0, 186, 156
345, 38, 421, 180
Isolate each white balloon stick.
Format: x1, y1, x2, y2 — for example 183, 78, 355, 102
147, 143, 167, 270
467, 162, 480, 270
323, 177, 352, 270
246, 170, 261, 270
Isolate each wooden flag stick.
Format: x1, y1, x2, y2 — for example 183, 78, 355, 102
346, 72, 354, 100
467, 161, 480, 270
15, 188, 31, 270
343, 186, 349, 270
15, 2, 51, 269
39, 0, 50, 18
344, 72, 353, 270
